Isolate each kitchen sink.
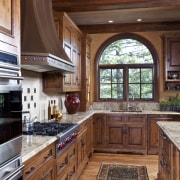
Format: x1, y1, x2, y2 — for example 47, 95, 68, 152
111, 110, 142, 113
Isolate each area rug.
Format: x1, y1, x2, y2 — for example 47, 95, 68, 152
96, 163, 149, 180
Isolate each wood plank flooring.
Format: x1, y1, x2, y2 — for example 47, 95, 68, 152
79, 153, 158, 180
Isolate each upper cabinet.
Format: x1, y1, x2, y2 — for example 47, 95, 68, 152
79, 34, 92, 111
0, 0, 20, 56
43, 12, 82, 92
164, 34, 180, 90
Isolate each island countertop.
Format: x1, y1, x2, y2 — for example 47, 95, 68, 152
157, 121, 180, 151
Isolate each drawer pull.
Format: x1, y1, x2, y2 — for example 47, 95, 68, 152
69, 152, 74, 158
59, 162, 66, 168
160, 133, 168, 140
44, 153, 51, 159
160, 159, 168, 169
25, 167, 35, 174
68, 172, 73, 176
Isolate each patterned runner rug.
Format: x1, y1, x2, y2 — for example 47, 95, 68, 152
96, 163, 149, 180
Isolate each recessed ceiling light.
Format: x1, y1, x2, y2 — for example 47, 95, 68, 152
108, 20, 114, 23
137, 18, 142, 22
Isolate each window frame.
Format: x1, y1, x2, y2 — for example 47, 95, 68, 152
94, 33, 160, 102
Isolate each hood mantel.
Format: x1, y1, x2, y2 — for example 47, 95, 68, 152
21, 0, 75, 73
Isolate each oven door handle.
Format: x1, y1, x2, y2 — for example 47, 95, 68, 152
3, 164, 24, 180
0, 75, 24, 80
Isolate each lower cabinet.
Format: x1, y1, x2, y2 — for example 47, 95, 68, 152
86, 117, 93, 157
55, 143, 76, 180
93, 113, 106, 151
158, 128, 180, 180
93, 113, 147, 154
106, 114, 147, 154
23, 143, 55, 180
148, 114, 179, 155
75, 119, 89, 179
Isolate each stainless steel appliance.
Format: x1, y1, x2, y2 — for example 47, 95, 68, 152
0, 51, 23, 179
23, 121, 79, 157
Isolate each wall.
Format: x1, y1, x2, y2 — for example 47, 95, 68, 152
89, 31, 180, 103
21, 69, 66, 122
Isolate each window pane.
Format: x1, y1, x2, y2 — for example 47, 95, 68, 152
129, 68, 140, 83
112, 84, 123, 99
100, 39, 153, 64
100, 69, 111, 83
100, 84, 111, 98
112, 69, 123, 83
129, 84, 140, 98
141, 68, 153, 83
141, 84, 153, 98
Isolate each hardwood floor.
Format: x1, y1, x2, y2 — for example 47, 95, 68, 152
79, 153, 158, 180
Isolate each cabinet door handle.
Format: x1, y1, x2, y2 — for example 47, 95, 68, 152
123, 130, 128, 134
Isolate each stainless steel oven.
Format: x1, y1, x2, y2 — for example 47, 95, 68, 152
0, 51, 23, 179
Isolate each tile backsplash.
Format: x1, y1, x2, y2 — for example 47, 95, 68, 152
21, 70, 66, 122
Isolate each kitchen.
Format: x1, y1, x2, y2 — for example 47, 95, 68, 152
1, 0, 180, 179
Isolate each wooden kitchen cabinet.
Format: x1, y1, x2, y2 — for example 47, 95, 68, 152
148, 114, 179, 155
75, 120, 89, 179
0, 0, 20, 56
157, 127, 180, 180
93, 114, 106, 151
86, 117, 93, 157
106, 114, 147, 154
163, 34, 180, 90
79, 34, 92, 111
43, 12, 82, 93
23, 143, 55, 180
55, 142, 76, 180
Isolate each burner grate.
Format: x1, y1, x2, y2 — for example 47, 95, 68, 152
23, 122, 76, 136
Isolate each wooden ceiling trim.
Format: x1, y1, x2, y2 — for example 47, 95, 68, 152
52, 0, 180, 12
78, 21, 180, 34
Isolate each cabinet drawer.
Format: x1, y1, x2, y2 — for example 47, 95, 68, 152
56, 150, 68, 176
23, 144, 55, 179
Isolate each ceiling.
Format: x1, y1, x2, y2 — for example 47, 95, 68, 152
52, 0, 180, 33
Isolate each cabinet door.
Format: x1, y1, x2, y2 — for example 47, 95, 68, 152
86, 117, 93, 157
77, 132, 87, 168
165, 35, 180, 71
126, 115, 147, 153
79, 34, 91, 111
106, 114, 125, 147
0, 0, 20, 55
40, 158, 55, 180
93, 114, 106, 148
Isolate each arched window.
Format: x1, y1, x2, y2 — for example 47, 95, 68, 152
95, 33, 159, 101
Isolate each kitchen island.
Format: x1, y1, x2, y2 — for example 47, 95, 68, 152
157, 121, 180, 179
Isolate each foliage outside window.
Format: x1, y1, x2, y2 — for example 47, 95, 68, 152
97, 34, 158, 101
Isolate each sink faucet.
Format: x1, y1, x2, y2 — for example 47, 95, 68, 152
126, 93, 134, 111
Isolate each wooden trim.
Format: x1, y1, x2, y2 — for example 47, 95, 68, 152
79, 21, 180, 34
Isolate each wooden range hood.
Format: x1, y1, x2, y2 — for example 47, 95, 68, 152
21, 0, 74, 73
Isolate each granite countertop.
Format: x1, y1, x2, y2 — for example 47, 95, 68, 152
157, 121, 180, 151
21, 110, 180, 163
21, 135, 57, 162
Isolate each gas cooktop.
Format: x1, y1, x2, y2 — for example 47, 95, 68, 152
23, 121, 77, 136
